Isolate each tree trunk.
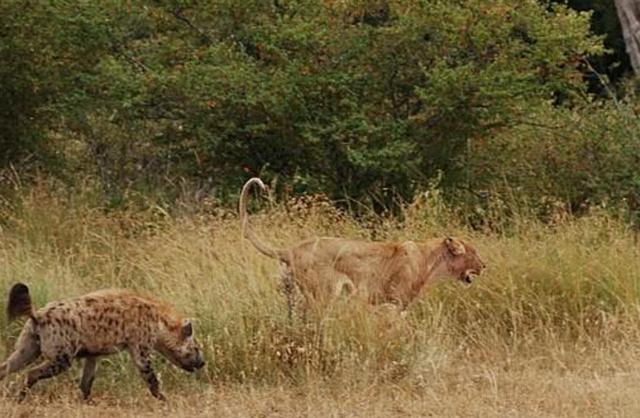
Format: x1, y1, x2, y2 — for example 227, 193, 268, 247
615, 0, 640, 75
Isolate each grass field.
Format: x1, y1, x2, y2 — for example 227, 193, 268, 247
1, 187, 640, 417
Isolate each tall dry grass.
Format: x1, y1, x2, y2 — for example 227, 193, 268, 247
1, 185, 640, 416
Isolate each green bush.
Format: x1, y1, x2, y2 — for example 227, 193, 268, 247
460, 100, 640, 227
0, 0, 604, 212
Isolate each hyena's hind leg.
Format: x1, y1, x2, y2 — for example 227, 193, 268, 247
18, 353, 72, 401
79, 356, 98, 400
0, 323, 41, 381
128, 345, 165, 401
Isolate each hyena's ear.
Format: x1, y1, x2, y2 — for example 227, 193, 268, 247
181, 319, 193, 339
445, 237, 466, 256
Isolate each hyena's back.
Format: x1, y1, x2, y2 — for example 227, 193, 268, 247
34, 289, 175, 357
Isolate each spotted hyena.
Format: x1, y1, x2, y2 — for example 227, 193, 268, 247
0, 283, 205, 400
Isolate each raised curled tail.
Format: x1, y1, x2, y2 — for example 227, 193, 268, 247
7, 283, 36, 322
239, 177, 284, 261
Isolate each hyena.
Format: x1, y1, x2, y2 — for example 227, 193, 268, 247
0, 283, 205, 401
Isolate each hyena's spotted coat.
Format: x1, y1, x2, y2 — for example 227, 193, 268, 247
0, 283, 204, 400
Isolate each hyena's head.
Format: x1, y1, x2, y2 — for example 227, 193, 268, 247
158, 319, 205, 372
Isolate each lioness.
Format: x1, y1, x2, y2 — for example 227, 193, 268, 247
240, 178, 485, 312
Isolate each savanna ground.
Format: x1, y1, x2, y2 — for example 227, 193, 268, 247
2, 186, 640, 417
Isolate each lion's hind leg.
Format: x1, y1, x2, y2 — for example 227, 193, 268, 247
333, 275, 356, 299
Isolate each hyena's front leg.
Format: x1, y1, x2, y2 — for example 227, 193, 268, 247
128, 345, 165, 401
0, 326, 40, 381
79, 356, 98, 400
18, 354, 72, 401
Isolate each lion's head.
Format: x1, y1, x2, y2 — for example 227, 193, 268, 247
442, 237, 485, 284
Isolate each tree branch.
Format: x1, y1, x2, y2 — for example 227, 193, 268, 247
172, 7, 212, 43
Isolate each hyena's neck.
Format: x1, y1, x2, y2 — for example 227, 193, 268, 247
154, 320, 176, 350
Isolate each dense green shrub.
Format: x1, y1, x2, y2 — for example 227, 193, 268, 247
459, 99, 640, 227
0, 0, 605, 213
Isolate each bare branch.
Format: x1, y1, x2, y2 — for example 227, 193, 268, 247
172, 7, 212, 43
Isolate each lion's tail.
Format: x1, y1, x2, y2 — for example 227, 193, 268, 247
239, 177, 285, 261
7, 283, 37, 323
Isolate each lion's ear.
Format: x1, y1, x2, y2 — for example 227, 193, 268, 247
445, 237, 466, 256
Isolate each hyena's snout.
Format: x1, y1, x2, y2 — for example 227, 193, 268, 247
194, 355, 205, 370
181, 348, 205, 372
191, 350, 204, 371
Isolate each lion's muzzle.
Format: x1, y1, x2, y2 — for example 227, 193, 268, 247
460, 269, 481, 285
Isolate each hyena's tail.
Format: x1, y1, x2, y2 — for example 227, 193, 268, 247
0, 284, 41, 380
7, 283, 36, 322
